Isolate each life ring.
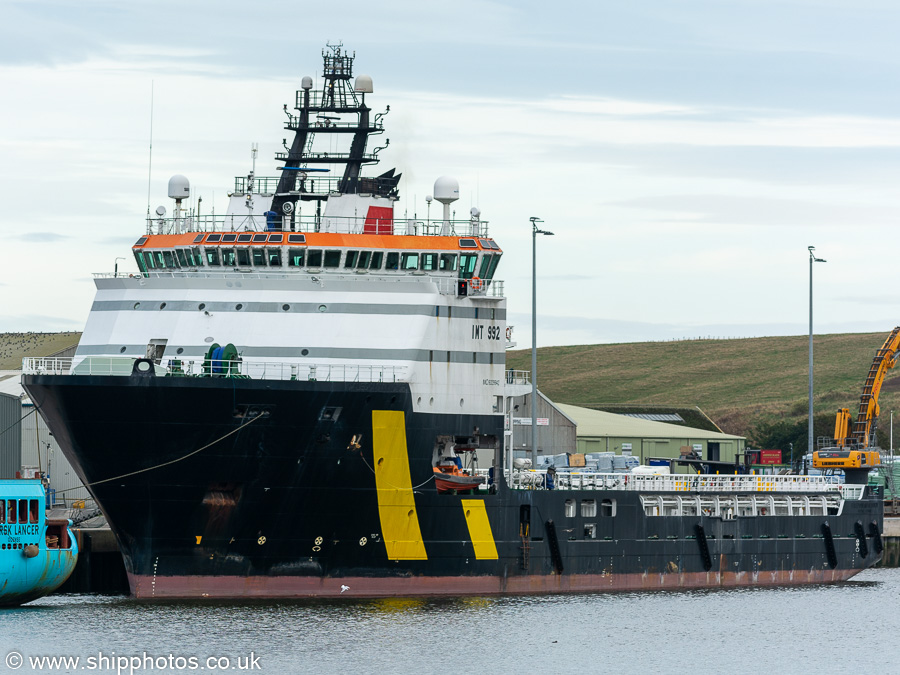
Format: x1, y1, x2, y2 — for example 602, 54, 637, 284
505, 327, 512, 340
468, 276, 484, 292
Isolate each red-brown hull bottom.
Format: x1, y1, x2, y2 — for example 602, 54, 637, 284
129, 568, 864, 599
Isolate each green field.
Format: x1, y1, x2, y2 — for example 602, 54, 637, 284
4, 329, 899, 456
506, 332, 900, 447
0, 332, 82, 370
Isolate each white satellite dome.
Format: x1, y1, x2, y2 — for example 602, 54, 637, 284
354, 74, 373, 93
301, 76, 313, 90
167, 175, 190, 200
433, 176, 459, 205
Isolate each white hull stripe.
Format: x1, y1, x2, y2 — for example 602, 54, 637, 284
89, 301, 504, 320
76, 345, 507, 364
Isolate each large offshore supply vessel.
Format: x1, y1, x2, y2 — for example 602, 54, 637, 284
22, 45, 883, 598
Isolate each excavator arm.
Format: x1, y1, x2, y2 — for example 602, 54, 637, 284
813, 327, 900, 472
847, 326, 900, 449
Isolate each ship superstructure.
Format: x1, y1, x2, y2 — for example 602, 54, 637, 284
21, 46, 884, 599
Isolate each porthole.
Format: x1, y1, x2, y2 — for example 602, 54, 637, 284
198, 303, 206, 311
417, 397, 422, 405
133, 302, 141, 310
176, 347, 184, 355
459, 398, 465, 407
429, 397, 434, 406
159, 302, 167, 310
301, 349, 309, 356
235, 303, 243, 311
318, 304, 327, 312
204, 337, 214, 343
282, 304, 290, 311
120, 347, 127, 353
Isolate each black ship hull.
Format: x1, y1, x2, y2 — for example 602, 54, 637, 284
22, 373, 884, 599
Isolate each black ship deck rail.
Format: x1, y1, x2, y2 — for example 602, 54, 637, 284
500, 469, 864, 498
145, 213, 491, 238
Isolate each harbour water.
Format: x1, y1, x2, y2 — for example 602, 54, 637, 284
3, 568, 898, 674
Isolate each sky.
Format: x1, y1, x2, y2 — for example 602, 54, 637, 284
3, 0, 900, 347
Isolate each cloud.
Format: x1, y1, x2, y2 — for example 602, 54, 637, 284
15, 232, 70, 242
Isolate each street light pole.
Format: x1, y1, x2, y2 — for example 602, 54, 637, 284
530, 217, 553, 464
808, 246, 826, 459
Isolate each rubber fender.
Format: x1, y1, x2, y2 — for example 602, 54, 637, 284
822, 522, 838, 569
854, 521, 869, 558
695, 523, 712, 571
869, 521, 884, 555
545, 519, 564, 574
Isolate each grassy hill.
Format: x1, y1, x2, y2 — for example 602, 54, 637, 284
0, 332, 81, 370
506, 332, 900, 446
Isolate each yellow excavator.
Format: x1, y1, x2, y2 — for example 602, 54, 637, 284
812, 326, 900, 472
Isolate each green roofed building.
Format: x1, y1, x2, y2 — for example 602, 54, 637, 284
555, 403, 746, 467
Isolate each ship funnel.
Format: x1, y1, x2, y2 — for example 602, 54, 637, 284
434, 176, 459, 236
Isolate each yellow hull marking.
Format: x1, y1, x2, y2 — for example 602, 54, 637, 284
461, 499, 498, 560
372, 410, 427, 560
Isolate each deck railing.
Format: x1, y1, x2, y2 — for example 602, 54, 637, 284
23, 357, 409, 383
473, 469, 864, 498
92, 270, 505, 298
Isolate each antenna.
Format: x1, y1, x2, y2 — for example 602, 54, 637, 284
146, 80, 154, 226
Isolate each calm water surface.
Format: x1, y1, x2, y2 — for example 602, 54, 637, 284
3, 568, 899, 674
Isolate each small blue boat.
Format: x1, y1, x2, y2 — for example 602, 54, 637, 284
0, 479, 78, 606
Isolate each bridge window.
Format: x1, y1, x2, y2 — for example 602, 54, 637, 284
267, 249, 282, 266
565, 499, 576, 518
370, 252, 384, 269
401, 253, 419, 270
154, 251, 165, 268
7, 500, 15, 523
581, 499, 597, 517
163, 251, 176, 268
356, 251, 370, 268
236, 249, 251, 266
133, 251, 147, 274
206, 234, 222, 243
175, 249, 188, 267
191, 247, 203, 266
18, 500, 27, 524
0, 500, 4, 523
478, 254, 492, 279
237, 233, 252, 243
205, 248, 220, 266
486, 254, 502, 279
269, 234, 284, 243
345, 251, 359, 268
252, 248, 267, 266
459, 253, 478, 279
307, 250, 323, 267
386, 252, 400, 270
222, 234, 237, 243
29, 500, 38, 524
440, 253, 458, 272
289, 250, 304, 267
221, 248, 236, 266
422, 253, 437, 271
252, 233, 268, 243
324, 251, 341, 268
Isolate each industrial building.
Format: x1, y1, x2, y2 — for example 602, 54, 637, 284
556, 403, 746, 465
